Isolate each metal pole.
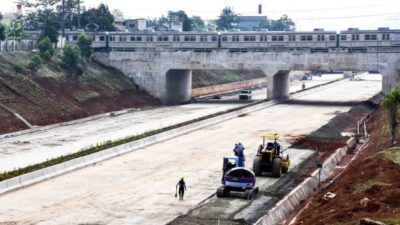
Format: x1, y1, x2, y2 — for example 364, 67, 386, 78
77, 0, 81, 29
62, 0, 65, 37
13, 22, 15, 51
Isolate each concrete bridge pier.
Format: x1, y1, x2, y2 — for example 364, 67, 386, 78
266, 70, 291, 100
165, 69, 192, 105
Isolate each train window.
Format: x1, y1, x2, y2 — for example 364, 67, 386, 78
272, 36, 284, 41
288, 35, 296, 41
211, 36, 218, 42
300, 35, 313, 41
352, 34, 359, 41
232, 36, 239, 42
109, 36, 116, 42
329, 35, 336, 41
184, 36, 196, 41
365, 35, 370, 40
158, 36, 169, 41
371, 35, 377, 40
73, 36, 78, 41
341, 35, 347, 41
173, 35, 180, 42
260, 35, 268, 42
99, 36, 105, 41
200, 35, 208, 42
130, 36, 136, 41
244, 36, 256, 41
317, 35, 325, 41
146, 36, 153, 42
382, 34, 390, 40
137, 36, 142, 41
119, 36, 127, 42
222, 36, 228, 42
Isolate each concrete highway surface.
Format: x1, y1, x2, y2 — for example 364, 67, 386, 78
0, 74, 381, 225
0, 74, 339, 172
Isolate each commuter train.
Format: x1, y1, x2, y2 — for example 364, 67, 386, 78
30, 28, 400, 52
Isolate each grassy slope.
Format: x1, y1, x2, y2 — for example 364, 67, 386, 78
192, 69, 265, 88
0, 51, 159, 134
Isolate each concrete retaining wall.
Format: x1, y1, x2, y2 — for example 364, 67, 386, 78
192, 78, 267, 97
255, 137, 355, 225
0, 78, 351, 195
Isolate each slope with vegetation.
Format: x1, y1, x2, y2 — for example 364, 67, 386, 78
0, 50, 159, 134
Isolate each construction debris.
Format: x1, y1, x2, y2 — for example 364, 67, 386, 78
359, 218, 386, 225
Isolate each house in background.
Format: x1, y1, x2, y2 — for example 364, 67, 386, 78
124, 19, 147, 31
236, 16, 268, 31
236, 4, 268, 31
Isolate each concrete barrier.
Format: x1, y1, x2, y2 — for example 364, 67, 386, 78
255, 146, 349, 225
0, 78, 352, 195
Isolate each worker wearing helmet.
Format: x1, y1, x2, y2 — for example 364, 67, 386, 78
237, 143, 245, 167
176, 177, 187, 201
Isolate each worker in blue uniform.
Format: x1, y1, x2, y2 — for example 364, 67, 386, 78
233, 143, 245, 167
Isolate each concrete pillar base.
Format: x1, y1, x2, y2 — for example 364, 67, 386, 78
165, 69, 192, 105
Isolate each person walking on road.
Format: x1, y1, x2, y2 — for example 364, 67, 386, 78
176, 177, 187, 201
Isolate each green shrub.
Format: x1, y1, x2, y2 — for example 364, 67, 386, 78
13, 64, 24, 74
77, 32, 93, 59
37, 37, 54, 60
42, 50, 52, 61
28, 54, 42, 71
62, 44, 81, 70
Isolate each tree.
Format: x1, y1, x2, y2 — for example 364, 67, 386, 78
168, 11, 192, 31
146, 18, 157, 27
216, 7, 240, 31
37, 36, 54, 60
190, 16, 205, 31
382, 88, 400, 146
112, 9, 124, 21
28, 54, 43, 71
62, 44, 80, 70
76, 32, 92, 59
56, 0, 84, 30
269, 15, 295, 31
157, 15, 169, 25
81, 3, 115, 31
0, 24, 5, 41
0, 12, 3, 21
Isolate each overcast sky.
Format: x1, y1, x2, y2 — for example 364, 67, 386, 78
2, 0, 400, 31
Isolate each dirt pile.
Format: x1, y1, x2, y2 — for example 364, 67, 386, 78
0, 52, 160, 134
293, 100, 378, 162
291, 108, 400, 225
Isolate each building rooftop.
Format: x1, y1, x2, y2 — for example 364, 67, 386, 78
236, 16, 267, 31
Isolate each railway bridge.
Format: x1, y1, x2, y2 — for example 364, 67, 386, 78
94, 50, 400, 104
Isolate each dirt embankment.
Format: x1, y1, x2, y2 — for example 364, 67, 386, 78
0, 52, 160, 134
192, 69, 266, 88
291, 104, 400, 225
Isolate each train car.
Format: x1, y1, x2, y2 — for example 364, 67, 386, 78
339, 28, 400, 52
220, 29, 337, 52
94, 31, 220, 51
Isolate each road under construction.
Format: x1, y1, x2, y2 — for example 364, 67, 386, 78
0, 74, 381, 225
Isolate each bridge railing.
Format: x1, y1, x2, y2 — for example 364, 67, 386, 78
93, 46, 400, 53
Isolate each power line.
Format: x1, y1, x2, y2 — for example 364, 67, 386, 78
266, 2, 398, 14
294, 12, 400, 21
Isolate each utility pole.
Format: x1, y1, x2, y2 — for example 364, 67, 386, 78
62, 0, 65, 37
77, 0, 81, 29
